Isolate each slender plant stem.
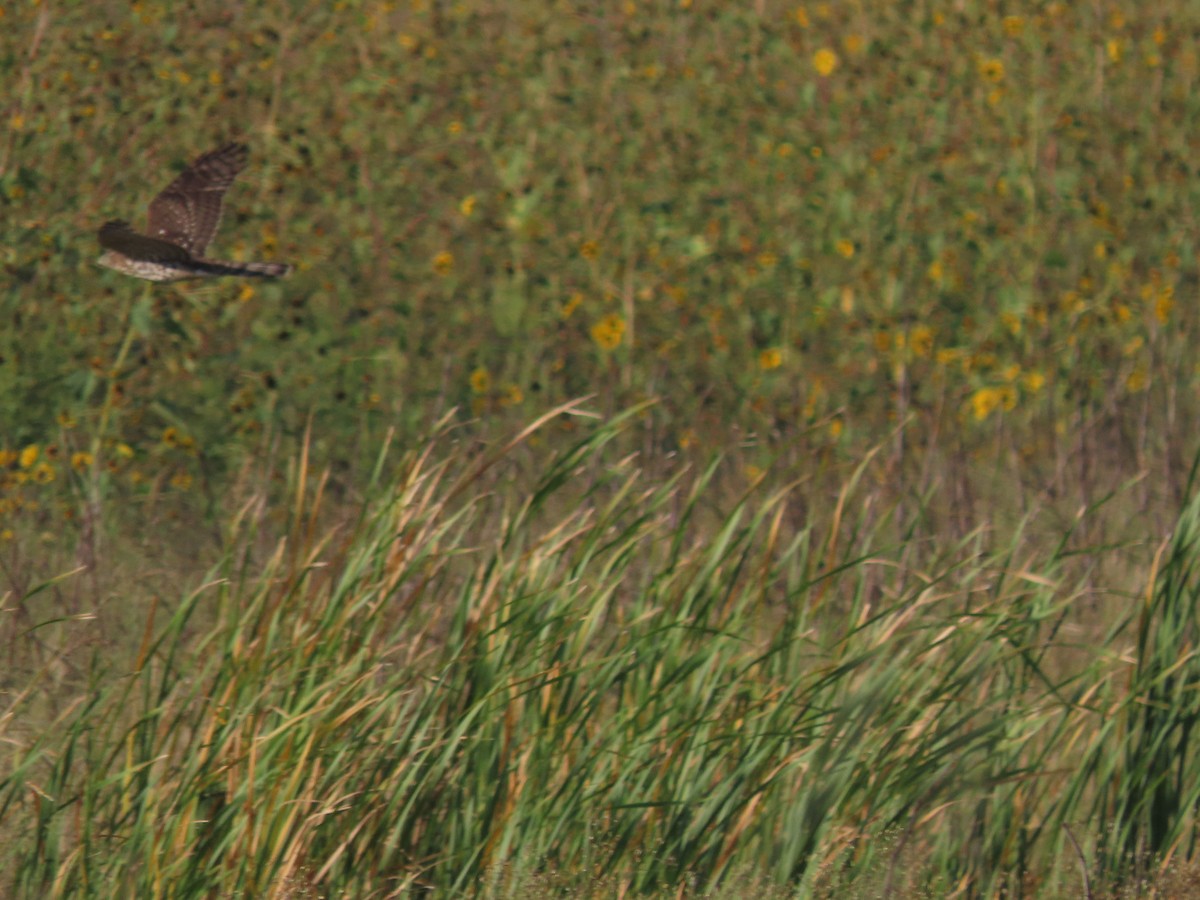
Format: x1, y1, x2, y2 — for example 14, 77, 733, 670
92, 306, 139, 459
83, 285, 148, 560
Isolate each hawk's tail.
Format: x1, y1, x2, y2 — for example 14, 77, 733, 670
194, 258, 292, 279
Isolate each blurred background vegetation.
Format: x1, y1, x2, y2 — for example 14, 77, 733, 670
2, 0, 1196, 528
4, 0, 1200, 895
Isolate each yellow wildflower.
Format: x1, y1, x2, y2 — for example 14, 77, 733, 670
19, 445, 38, 469
1156, 291, 1174, 324
971, 387, 1002, 421
979, 59, 1005, 82
835, 239, 854, 259
591, 313, 626, 350
813, 48, 838, 77
579, 240, 600, 261
469, 367, 491, 394
1000, 386, 1017, 411
1002, 16, 1025, 37
459, 194, 477, 216
910, 326, 934, 358
432, 251, 454, 276
561, 292, 583, 319
501, 384, 524, 407
71, 452, 93, 471
758, 348, 783, 370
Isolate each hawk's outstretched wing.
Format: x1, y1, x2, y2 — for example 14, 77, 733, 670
145, 143, 248, 256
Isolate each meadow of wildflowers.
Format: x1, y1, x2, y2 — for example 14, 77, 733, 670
3, 1, 1200, 895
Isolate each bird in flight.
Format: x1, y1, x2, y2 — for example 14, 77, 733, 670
97, 142, 291, 282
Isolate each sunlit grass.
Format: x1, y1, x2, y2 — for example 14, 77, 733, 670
5, 411, 1200, 896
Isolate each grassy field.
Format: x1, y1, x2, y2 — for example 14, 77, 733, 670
4, 0, 1200, 895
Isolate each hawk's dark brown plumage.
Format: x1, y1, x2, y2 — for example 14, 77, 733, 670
97, 143, 291, 282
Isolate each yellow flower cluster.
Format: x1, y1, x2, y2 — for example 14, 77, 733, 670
970, 386, 1017, 421
758, 348, 783, 371
813, 48, 838, 77
591, 313, 626, 350
469, 367, 491, 394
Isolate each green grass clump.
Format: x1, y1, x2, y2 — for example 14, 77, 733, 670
4, 415, 1200, 896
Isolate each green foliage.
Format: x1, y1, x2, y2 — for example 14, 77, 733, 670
2, 415, 1200, 896
3, 0, 1200, 500
0, 418, 1094, 895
